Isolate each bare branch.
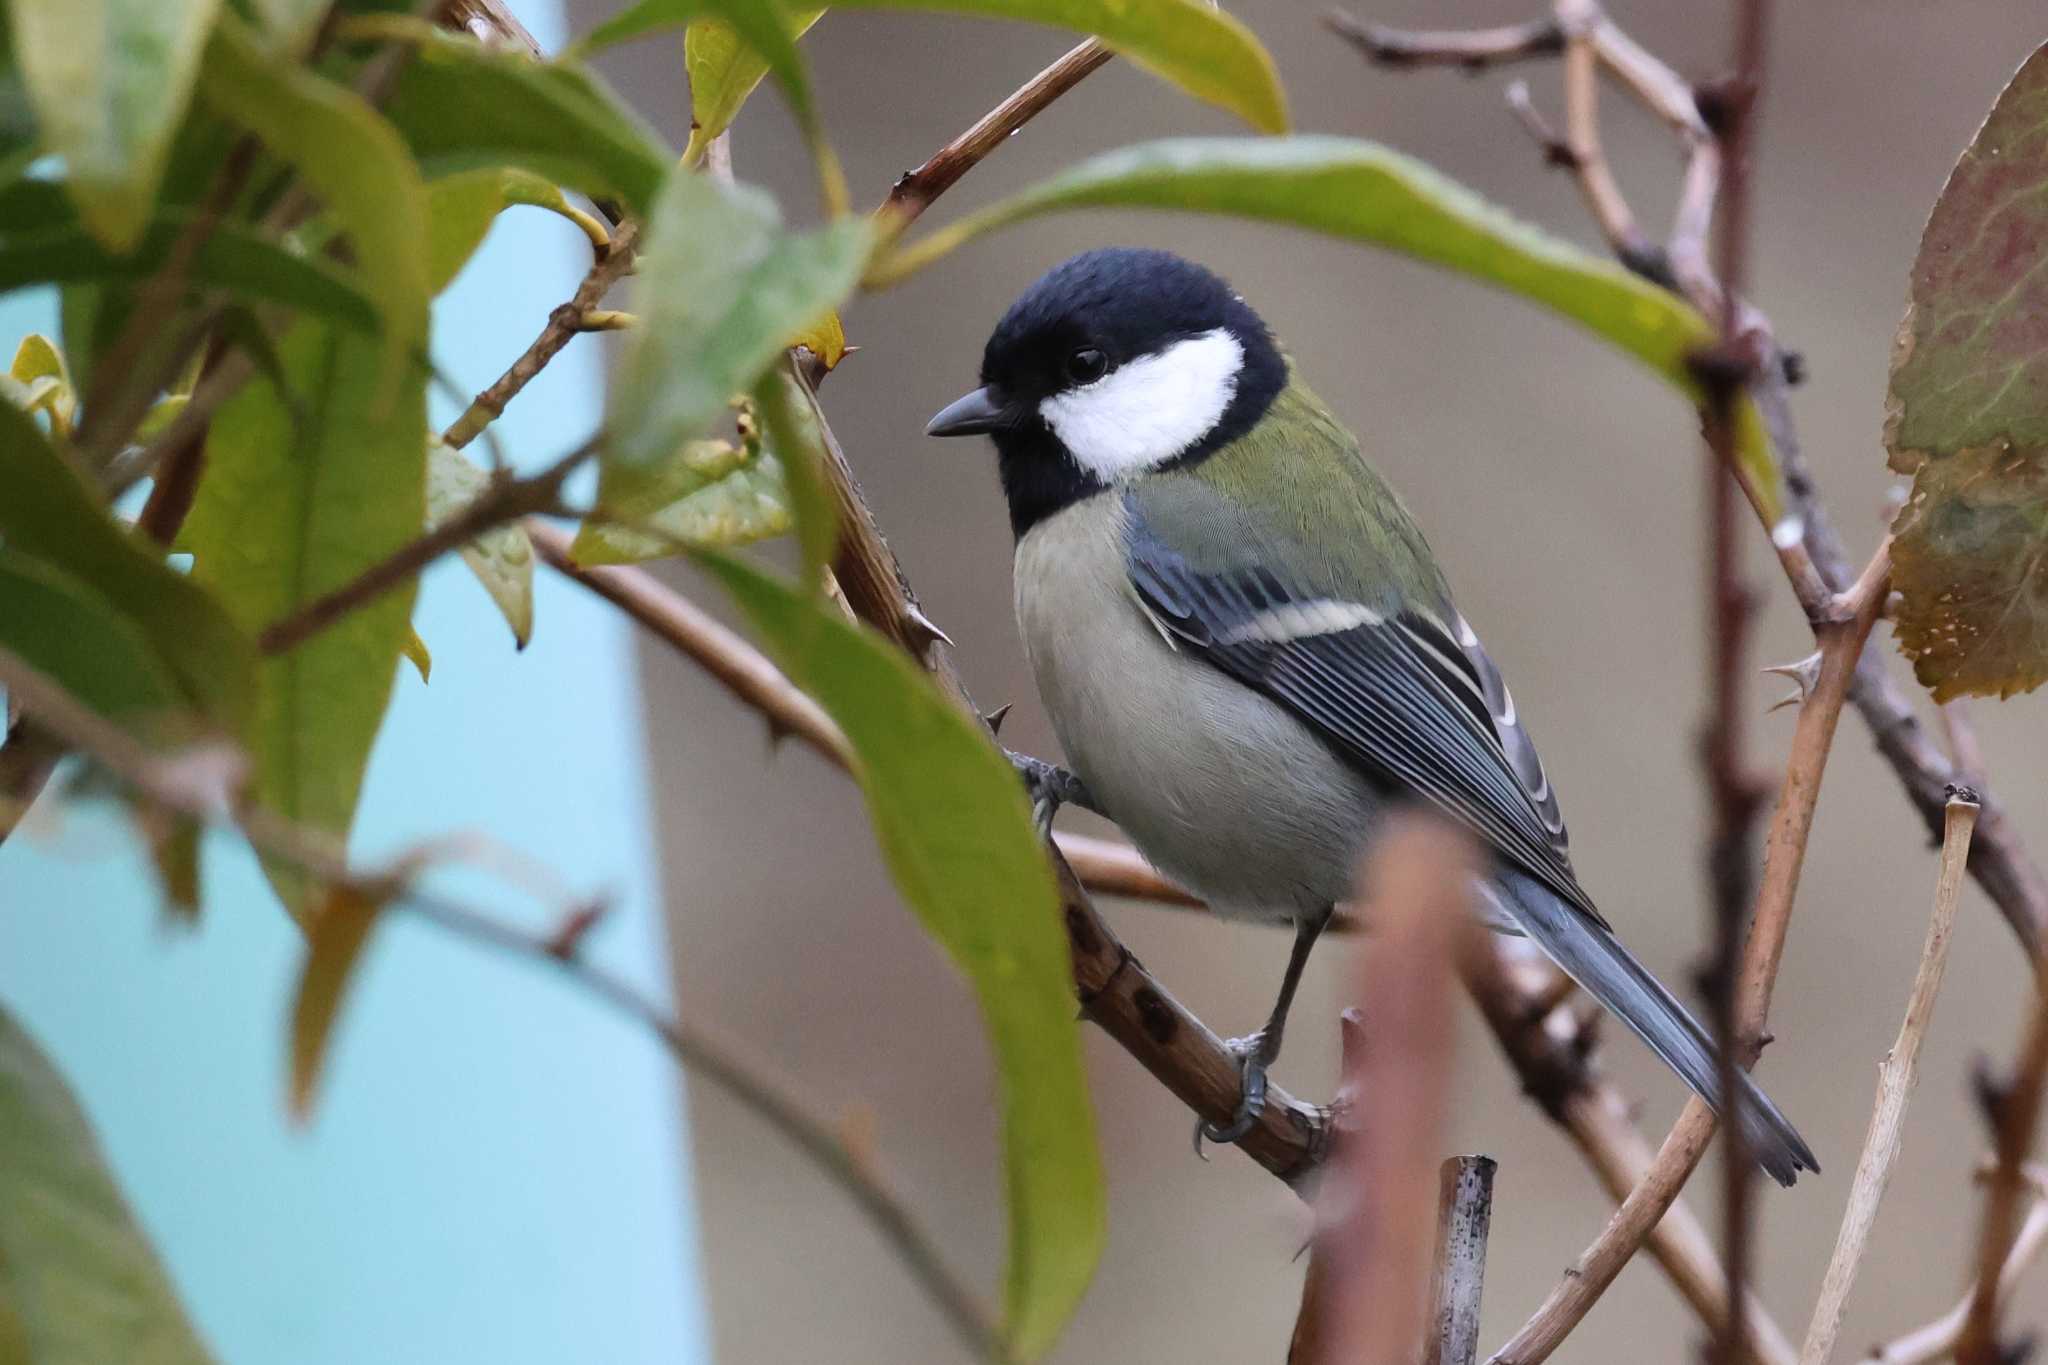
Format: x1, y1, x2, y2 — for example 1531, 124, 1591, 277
1801, 791, 1980, 1365
881, 40, 1112, 230
1865, 1169, 2048, 1365
257, 438, 594, 656
1958, 967, 2048, 1364
1489, 543, 1890, 1365
1291, 819, 1477, 1363
441, 221, 640, 451
1425, 1155, 1498, 1365
1322, 11, 1564, 70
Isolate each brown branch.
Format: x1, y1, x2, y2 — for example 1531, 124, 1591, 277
1801, 791, 1980, 1365
1702, 7, 1773, 1361
1291, 819, 1477, 1364
1957, 962, 2048, 1364
880, 39, 1111, 231
441, 221, 639, 451
257, 439, 593, 656
1489, 544, 1890, 1365
0, 635, 1005, 1362
1322, 11, 1564, 70
1865, 1168, 2048, 1365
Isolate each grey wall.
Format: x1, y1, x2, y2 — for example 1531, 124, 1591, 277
574, 2, 2048, 1358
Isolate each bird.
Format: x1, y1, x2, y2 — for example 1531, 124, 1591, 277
924, 246, 1817, 1185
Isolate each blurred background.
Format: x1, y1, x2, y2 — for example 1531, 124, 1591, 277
576, 0, 2048, 1360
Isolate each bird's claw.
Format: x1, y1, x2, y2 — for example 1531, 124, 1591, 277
1007, 751, 1090, 835
1192, 1032, 1271, 1155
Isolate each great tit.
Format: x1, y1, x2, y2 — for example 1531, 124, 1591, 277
927, 247, 1816, 1185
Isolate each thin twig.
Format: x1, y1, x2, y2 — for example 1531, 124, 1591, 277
1488, 543, 1890, 1365
1322, 11, 1564, 70
1291, 819, 1478, 1364
1865, 1169, 2048, 1365
441, 221, 640, 450
1801, 791, 1980, 1365
878, 39, 1112, 231
1704, 7, 1773, 1361
257, 439, 596, 655
1425, 1155, 1498, 1365
1957, 962, 2048, 1364
0, 638, 1005, 1362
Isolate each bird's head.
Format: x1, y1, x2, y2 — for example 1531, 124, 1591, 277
926, 247, 1286, 536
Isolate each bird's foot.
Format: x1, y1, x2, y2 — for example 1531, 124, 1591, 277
1006, 751, 1094, 834
1193, 1030, 1272, 1155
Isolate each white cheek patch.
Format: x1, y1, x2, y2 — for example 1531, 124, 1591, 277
1038, 327, 1245, 481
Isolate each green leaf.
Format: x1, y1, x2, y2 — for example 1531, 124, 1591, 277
699, 551, 1103, 1359
8, 0, 225, 250
0, 182, 379, 333
598, 0, 1286, 144
197, 12, 429, 398
0, 547, 184, 727
680, 8, 825, 167
0, 400, 255, 730
572, 436, 791, 565
871, 134, 1784, 519
608, 172, 871, 476
1885, 42, 2048, 700
575, 0, 851, 212
0, 1003, 220, 1364
288, 886, 385, 1120
246, 0, 328, 54
426, 437, 535, 647
424, 169, 507, 294
835, 0, 1284, 134
750, 366, 836, 583
182, 322, 427, 918
347, 15, 672, 218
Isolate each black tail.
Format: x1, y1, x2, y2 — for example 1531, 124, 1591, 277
1492, 870, 1819, 1187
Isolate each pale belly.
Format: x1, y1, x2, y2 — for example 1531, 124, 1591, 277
1014, 496, 1382, 924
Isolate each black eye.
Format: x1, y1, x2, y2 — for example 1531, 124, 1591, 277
1065, 348, 1108, 384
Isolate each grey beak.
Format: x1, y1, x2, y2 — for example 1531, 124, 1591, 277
926, 386, 1006, 437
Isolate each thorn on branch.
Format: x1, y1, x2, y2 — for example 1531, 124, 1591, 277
983, 702, 1012, 735
899, 602, 954, 655
543, 899, 609, 960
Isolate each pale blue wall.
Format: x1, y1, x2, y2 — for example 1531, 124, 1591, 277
0, 4, 709, 1356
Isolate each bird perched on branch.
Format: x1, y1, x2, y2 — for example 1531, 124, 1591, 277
926, 246, 1816, 1185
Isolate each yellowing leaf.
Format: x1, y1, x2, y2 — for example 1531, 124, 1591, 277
0, 1004, 220, 1364
288, 886, 385, 1120
789, 308, 847, 371
572, 437, 792, 566
872, 134, 1784, 519
401, 625, 433, 682
10, 0, 223, 249
198, 13, 429, 398
426, 437, 536, 647
698, 552, 1103, 1358
1885, 42, 2048, 700
680, 8, 826, 166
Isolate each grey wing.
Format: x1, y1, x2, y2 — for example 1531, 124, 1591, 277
1122, 492, 1605, 929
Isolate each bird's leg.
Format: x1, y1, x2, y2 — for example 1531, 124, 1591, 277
1197, 906, 1333, 1150
1005, 751, 1102, 832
